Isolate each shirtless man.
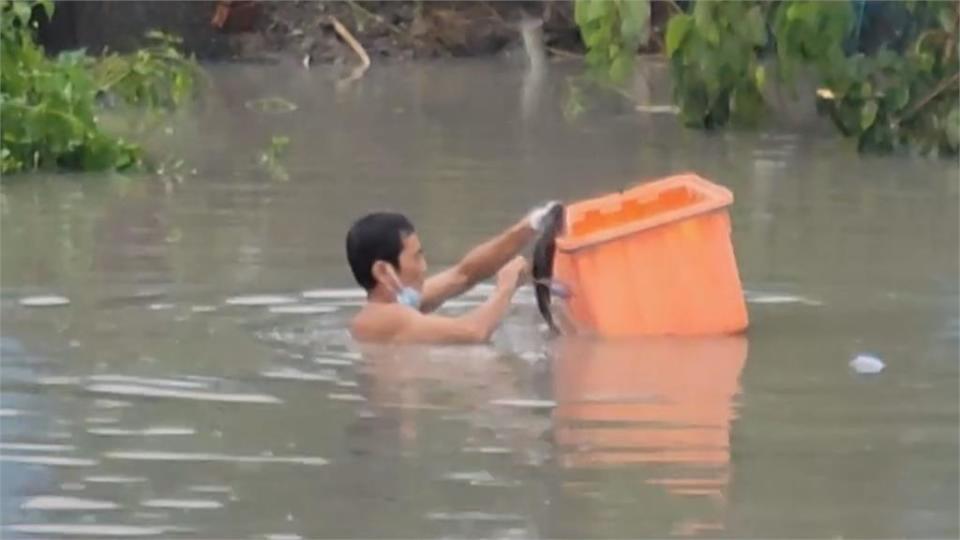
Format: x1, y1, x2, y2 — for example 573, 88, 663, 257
346, 203, 560, 344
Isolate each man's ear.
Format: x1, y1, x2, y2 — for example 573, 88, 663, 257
370, 260, 393, 289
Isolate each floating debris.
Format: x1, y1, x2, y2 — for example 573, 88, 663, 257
850, 354, 885, 375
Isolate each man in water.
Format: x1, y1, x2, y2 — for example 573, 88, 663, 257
346, 203, 560, 344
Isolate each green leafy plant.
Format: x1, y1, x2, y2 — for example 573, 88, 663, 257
815, 1, 959, 155
258, 135, 291, 181
661, 0, 958, 156
1, 0, 202, 176
664, 1, 769, 128
574, 0, 650, 86
93, 31, 203, 110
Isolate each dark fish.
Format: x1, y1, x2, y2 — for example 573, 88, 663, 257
531, 203, 565, 334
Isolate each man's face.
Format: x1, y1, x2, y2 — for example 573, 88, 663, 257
396, 233, 427, 290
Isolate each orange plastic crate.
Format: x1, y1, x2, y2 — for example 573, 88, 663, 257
553, 173, 748, 337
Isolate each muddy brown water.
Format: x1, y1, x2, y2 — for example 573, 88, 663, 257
1, 60, 957, 539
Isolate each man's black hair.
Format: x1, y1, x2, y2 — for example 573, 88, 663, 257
346, 212, 415, 290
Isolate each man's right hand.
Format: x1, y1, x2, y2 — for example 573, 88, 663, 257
497, 256, 528, 292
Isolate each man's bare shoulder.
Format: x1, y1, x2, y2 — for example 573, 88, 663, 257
350, 303, 415, 343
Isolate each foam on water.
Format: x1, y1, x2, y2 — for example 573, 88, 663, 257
225, 295, 298, 306
745, 291, 823, 306
86, 384, 281, 404
0, 455, 97, 467
425, 511, 526, 522
21, 496, 119, 511
8, 524, 169, 536
268, 305, 339, 314
37, 376, 84, 386
188, 485, 233, 493
19, 295, 70, 307
141, 498, 222, 510
327, 393, 365, 402
84, 475, 147, 484
313, 357, 353, 367
442, 470, 497, 483
84, 417, 120, 425
0, 443, 75, 452
300, 288, 365, 300
87, 375, 210, 389
104, 450, 328, 466
260, 367, 337, 382
87, 426, 196, 436
489, 398, 556, 409
93, 399, 132, 409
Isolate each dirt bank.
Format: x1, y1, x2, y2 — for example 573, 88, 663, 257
38, 1, 672, 64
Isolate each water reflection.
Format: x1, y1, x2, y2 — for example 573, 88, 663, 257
552, 336, 747, 536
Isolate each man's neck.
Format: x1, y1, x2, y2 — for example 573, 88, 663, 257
368, 286, 396, 305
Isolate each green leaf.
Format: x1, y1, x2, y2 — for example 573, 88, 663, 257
665, 14, 693, 57
38, 0, 53, 18
754, 65, 766, 89
610, 51, 633, 84
694, 3, 720, 45
938, 5, 956, 31
886, 86, 910, 111
12, 1, 31, 25
861, 99, 878, 130
744, 6, 767, 46
946, 107, 960, 149
619, 0, 650, 46
573, 0, 588, 27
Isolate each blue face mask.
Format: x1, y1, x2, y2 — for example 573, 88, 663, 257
396, 287, 422, 309
386, 264, 421, 310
